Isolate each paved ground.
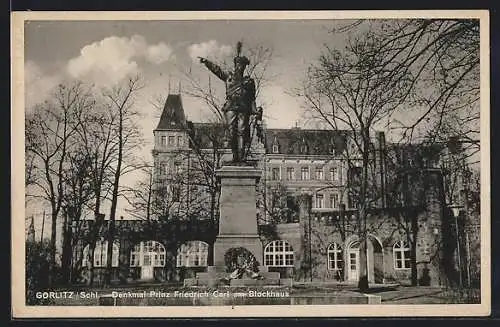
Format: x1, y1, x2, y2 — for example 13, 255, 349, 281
372, 286, 481, 304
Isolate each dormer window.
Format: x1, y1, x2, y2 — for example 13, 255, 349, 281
271, 136, 280, 154
299, 138, 308, 154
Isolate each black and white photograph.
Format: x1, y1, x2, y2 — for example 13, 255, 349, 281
11, 11, 490, 317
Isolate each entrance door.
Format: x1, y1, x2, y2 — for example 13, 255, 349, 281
348, 243, 360, 282
141, 254, 154, 280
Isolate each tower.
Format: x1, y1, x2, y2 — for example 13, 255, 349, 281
152, 94, 190, 219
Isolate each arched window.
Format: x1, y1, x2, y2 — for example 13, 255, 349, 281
82, 240, 120, 268
327, 242, 343, 270
393, 240, 411, 269
264, 240, 294, 267
176, 241, 209, 267
130, 240, 166, 267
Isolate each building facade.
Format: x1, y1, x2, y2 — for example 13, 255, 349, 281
73, 93, 467, 287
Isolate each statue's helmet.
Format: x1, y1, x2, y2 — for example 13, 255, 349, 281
234, 55, 250, 67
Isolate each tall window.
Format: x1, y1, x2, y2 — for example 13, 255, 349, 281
315, 168, 323, 180
272, 167, 280, 180
330, 194, 339, 208
301, 167, 310, 180
286, 167, 295, 180
264, 240, 294, 267
160, 135, 166, 146
330, 167, 338, 181
177, 136, 183, 146
176, 241, 209, 267
168, 135, 175, 145
393, 241, 411, 269
160, 163, 168, 176
327, 242, 343, 270
82, 241, 119, 268
174, 163, 182, 175
130, 240, 166, 267
315, 194, 324, 208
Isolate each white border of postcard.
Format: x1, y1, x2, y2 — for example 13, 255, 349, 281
11, 10, 491, 318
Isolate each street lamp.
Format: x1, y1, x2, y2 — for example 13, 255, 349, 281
449, 203, 463, 287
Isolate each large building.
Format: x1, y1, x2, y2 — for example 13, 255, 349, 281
73, 93, 473, 287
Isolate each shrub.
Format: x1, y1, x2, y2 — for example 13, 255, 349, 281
26, 240, 53, 305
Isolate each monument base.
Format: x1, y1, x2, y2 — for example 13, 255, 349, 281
184, 265, 291, 287
213, 234, 263, 267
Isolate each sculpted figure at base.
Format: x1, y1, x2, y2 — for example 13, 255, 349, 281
199, 41, 263, 164
220, 256, 263, 284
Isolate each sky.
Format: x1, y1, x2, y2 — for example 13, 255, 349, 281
23, 19, 354, 237
24, 19, 350, 128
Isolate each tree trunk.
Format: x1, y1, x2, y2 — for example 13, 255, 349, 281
357, 225, 369, 291
61, 212, 73, 285
410, 213, 419, 286
357, 127, 370, 291
49, 211, 58, 286
88, 196, 101, 286
105, 102, 124, 287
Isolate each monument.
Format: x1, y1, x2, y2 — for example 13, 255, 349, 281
184, 42, 287, 287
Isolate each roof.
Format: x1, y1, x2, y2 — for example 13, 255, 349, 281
155, 94, 186, 131
185, 124, 352, 155
187, 122, 226, 149
265, 128, 350, 155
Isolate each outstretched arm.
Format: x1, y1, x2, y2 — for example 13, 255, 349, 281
198, 57, 229, 81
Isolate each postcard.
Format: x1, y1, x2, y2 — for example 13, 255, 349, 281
11, 10, 490, 318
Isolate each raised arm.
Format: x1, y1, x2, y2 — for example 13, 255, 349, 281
199, 57, 229, 81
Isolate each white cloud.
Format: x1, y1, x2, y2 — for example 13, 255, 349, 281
187, 40, 232, 62
145, 42, 174, 64
67, 35, 174, 86
24, 60, 61, 109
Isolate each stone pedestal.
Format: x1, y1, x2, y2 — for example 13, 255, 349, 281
184, 165, 288, 287
213, 165, 263, 266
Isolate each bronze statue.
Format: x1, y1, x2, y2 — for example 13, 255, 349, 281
199, 41, 263, 164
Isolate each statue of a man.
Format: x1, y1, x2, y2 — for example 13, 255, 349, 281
198, 42, 261, 163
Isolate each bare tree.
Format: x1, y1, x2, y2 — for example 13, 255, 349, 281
339, 19, 480, 149
300, 18, 480, 290
301, 27, 414, 290
25, 81, 94, 285
103, 75, 144, 287
258, 181, 298, 225
124, 165, 154, 221
73, 85, 119, 285
60, 150, 94, 284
